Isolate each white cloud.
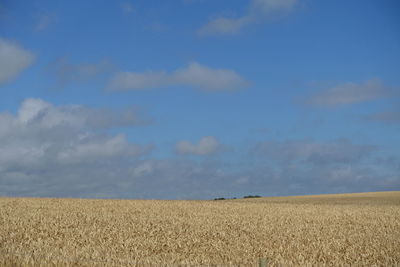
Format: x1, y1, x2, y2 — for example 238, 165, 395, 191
198, 0, 298, 36
108, 62, 249, 91
57, 134, 149, 164
198, 16, 254, 36
306, 78, 389, 107
173, 62, 249, 91
0, 38, 35, 84
176, 136, 221, 155
0, 98, 151, 168
12, 98, 149, 130
17, 98, 52, 123
0, 98, 155, 198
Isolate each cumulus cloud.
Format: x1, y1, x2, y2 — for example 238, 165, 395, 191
108, 62, 250, 91
305, 78, 390, 107
198, 0, 298, 36
0, 98, 154, 198
0, 98, 151, 168
253, 138, 375, 165
47, 57, 113, 89
175, 136, 221, 155
0, 38, 35, 84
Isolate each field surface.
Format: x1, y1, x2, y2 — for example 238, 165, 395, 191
1, 191, 400, 266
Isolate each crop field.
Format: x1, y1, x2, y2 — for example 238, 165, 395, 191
1, 191, 400, 266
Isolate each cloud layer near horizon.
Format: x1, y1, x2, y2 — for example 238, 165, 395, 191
0, 99, 398, 199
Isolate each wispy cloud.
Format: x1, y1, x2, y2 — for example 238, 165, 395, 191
305, 78, 390, 107
108, 62, 250, 92
0, 38, 35, 84
46, 58, 113, 89
198, 0, 298, 36
253, 138, 375, 165
183, 0, 205, 4
175, 136, 221, 155
121, 2, 135, 14
199, 16, 254, 36
35, 13, 57, 31
365, 109, 400, 124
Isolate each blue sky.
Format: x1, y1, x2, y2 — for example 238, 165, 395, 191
0, 0, 399, 199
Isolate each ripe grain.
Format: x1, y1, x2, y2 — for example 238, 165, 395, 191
1, 191, 399, 266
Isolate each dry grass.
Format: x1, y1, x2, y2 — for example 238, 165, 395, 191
1, 191, 399, 266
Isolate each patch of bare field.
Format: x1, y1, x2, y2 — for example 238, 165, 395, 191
1, 191, 399, 266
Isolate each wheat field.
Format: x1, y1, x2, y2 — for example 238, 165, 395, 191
1, 191, 399, 266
